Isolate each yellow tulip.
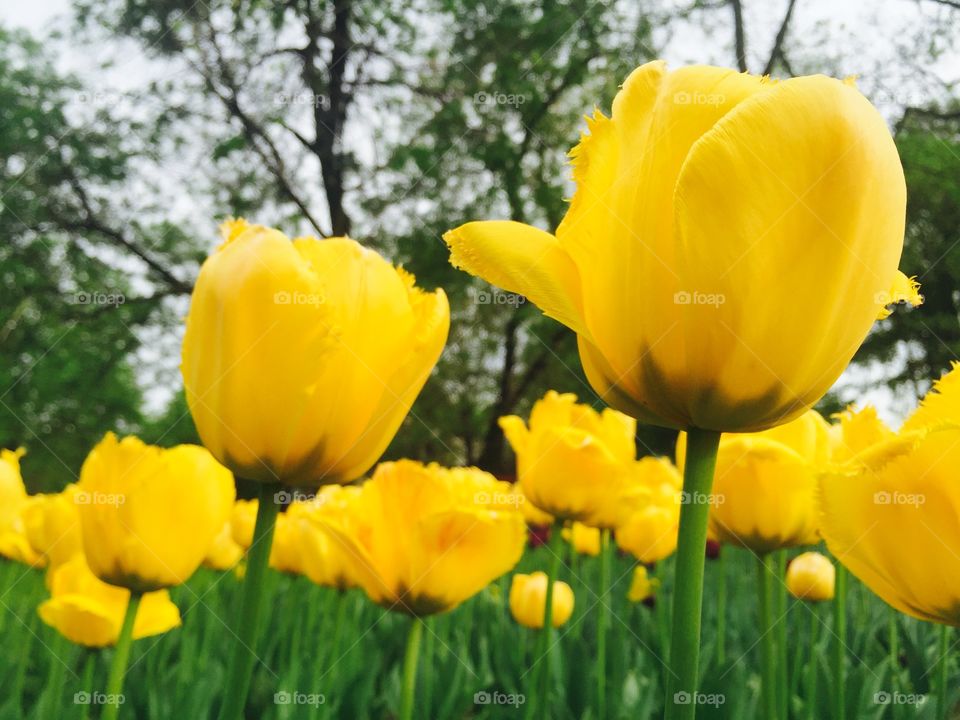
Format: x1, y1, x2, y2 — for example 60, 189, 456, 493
76, 433, 235, 592
444, 61, 919, 433
0, 449, 45, 567
509, 572, 574, 629
615, 457, 683, 563
23, 484, 83, 570
677, 410, 828, 554
827, 405, 895, 466
509, 484, 554, 526
820, 368, 960, 624
181, 219, 449, 487
38, 556, 181, 647
786, 552, 835, 602
317, 460, 526, 615
203, 521, 244, 571
627, 566, 660, 604
563, 522, 601, 556
293, 487, 361, 590
499, 390, 638, 527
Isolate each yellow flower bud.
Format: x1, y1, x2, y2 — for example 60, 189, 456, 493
76, 433, 235, 592
786, 552, 835, 602
509, 572, 574, 629
38, 556, 181, 647
563, 522, 601, 556
627, 566, 660, 604
181, 220, 449, 487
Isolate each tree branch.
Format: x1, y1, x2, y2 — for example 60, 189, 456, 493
729, 0, 749, 72
762, 0, 798, 75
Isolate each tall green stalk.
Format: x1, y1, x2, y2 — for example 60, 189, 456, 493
664, 428, 721, 720
525, 524, 563, 720
757, 555, 778, 720
777, 551, 788, 720
937, 624, 950, 720
103, 592, 142, 720
597, 528, 611, 720
399, 619, 424, 720
217, 481, 282, 720
716, 548, 726, 666
833, 565, 847, 720
806, 605, 818, 720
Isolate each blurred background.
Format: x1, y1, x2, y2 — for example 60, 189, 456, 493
1, 0, 956, 491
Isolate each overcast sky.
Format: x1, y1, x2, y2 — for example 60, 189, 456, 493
2, 0, 957, 423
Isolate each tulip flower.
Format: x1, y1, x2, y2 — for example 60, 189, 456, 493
77, 433, 235, 592
23, 484, 83, 572
616, 457, 683, 563
203, 521, 244, 572
499, 390, 639, 528
293, 486, 361, 590
38, 556, 181, 647
677, 409, 829, 554
563, 522, 601, 556
627, 565, 659, 604
509, 572, 575, 629
0, 449, 45, 567
318, 460, 524, 720
181, 219, 449, 720
181, 218, 449, 488
444, 61, 918, 717
787, 552, 835, 602
827, 405, 895, 466
509, 484, 554, 528
75, 433, 234, 720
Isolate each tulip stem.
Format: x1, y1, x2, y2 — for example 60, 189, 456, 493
527, 524, 563, 720
833, 564, 847, 720
597, 528, 611, 720
716, 548, 726, 666
938, 624, 950, 720
217, 482, 282, 720
664, 428, 721, 720
103, 591, 141, 720
806, 604, 818, 720
757, 555, 778, 720
777, 551, 789, 720
399, 618, 423, 720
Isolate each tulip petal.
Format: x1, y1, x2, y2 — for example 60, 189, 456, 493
877, 271, 922, 319
672, 75, 906, 429
444, 221, 589, 338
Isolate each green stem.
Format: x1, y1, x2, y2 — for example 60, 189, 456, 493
806, 604, 818, 720
833, 564, 847, 720
525, 524, 563, 720
102, 592, 141, 720
757, 555, 778, 720
716, 548, 726, 666
938, 624, 950, 720
665, 428, 721, 720
597, 528, 611, 720
399, 618, 424, 720
217, 482, 282, 720
777, 551, 788, 720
